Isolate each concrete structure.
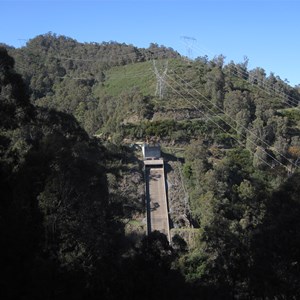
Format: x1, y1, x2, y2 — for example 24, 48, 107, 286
142, 144, 161, 160
143, 144, 171, 242
144, 159, 164, 166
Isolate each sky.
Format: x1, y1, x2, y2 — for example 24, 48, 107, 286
1, 0, 299, 86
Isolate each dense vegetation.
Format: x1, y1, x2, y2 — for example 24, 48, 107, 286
1, 33, 300, 299
0, 45, 187, 300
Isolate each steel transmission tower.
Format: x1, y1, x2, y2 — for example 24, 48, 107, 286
153, 60, 168, 99
181, 36, 196, 59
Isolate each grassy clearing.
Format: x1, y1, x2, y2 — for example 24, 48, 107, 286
95, 61, 156, 97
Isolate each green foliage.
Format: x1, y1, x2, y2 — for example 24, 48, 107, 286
1, 49, 146, 299
2, 32, 300, 299
124, 119, 216, 142
179, 250, 209, 282
279, 108, 300, 126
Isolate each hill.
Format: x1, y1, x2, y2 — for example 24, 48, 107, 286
2, 33, 300, 299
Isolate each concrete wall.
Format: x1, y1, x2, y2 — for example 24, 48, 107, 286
142, 144, 161, 159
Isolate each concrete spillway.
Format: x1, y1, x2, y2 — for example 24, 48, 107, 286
145, 159, 171, 242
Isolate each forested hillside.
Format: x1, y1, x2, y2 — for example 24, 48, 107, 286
1, 33, 300, 299
1, 43, 192, 300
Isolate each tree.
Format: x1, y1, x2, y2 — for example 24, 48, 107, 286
205, 66, 225, 109
223, 90, 253, 137
249, 171, 300, 299
0, 47, 34, 128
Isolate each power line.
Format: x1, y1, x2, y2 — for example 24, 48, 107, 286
182, 40, 299, 108
169, 70, 299, 169
16, 40, 300, 110
189, 42, 300, 109
163, 76, 276, 169
12, 42, 299, 170
14, 38, 300, 109
19, 39, 299, 108
227, 63, 300, 109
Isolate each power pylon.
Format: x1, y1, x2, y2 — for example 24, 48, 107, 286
181, 36, 196, 60
153, 60, 168, 99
